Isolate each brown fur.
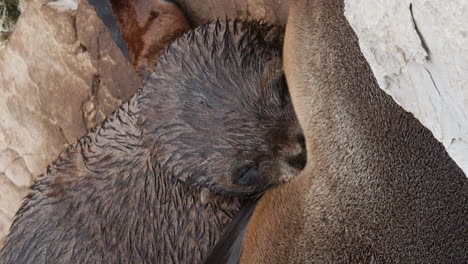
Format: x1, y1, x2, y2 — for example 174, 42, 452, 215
110, 0, 191, 75
240, 0, 468, 263
0, 21, 305, 264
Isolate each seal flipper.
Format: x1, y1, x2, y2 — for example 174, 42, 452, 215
202, 197, 260, 264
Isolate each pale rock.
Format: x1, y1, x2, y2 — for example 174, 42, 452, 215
0, 174, 26, 248
4, 157, 33, 188
0, 148, 19, 173
345, 0, 468, 176
0, 175, 27, 218
0, 209, 12, 248
0, 0, 139, 244
19, 0, 30, 12
46, 0, 78, 11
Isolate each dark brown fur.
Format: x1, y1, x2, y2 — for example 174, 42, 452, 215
237, 1, 468, 263
109, 0, 191, 75
203, 197, 260, 264
0, 21, 305, 264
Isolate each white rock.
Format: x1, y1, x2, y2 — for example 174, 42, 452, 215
345, 0, 468, 176
0, 174, 27, 218
4, 157, 33, 188
0, 148, 19, 173
0, 209, 12, 248
46, 0, 78, 11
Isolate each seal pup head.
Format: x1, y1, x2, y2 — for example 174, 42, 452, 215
139, 20, 306, 196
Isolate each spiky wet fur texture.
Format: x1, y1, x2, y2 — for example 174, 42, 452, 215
0, 20, 304, 264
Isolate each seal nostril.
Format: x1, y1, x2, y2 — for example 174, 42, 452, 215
234, 167, 258, 185
287, 150, 307, 170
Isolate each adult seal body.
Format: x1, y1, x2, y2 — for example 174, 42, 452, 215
235, 1, 468, 263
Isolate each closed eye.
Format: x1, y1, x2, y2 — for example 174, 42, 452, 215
234, 167, 258, 185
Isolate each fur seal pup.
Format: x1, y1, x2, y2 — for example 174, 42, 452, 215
0, 20, 305, 264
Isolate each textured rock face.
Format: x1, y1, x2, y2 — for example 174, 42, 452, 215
0, 0, 139, 245
345, 0, 468, 175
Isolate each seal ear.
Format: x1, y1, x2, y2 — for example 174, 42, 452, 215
202, 197, 260, 264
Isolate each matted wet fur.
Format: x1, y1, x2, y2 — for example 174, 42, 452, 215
0, 20, 305, 264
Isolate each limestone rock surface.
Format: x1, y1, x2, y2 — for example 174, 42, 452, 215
345, 0, 468, 175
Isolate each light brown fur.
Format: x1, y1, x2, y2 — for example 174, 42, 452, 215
240, 0, 468, 263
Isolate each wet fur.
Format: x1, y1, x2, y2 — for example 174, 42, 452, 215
0, 21, 303, 264
202, 197, 260, 264
235, 0, 468, 263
